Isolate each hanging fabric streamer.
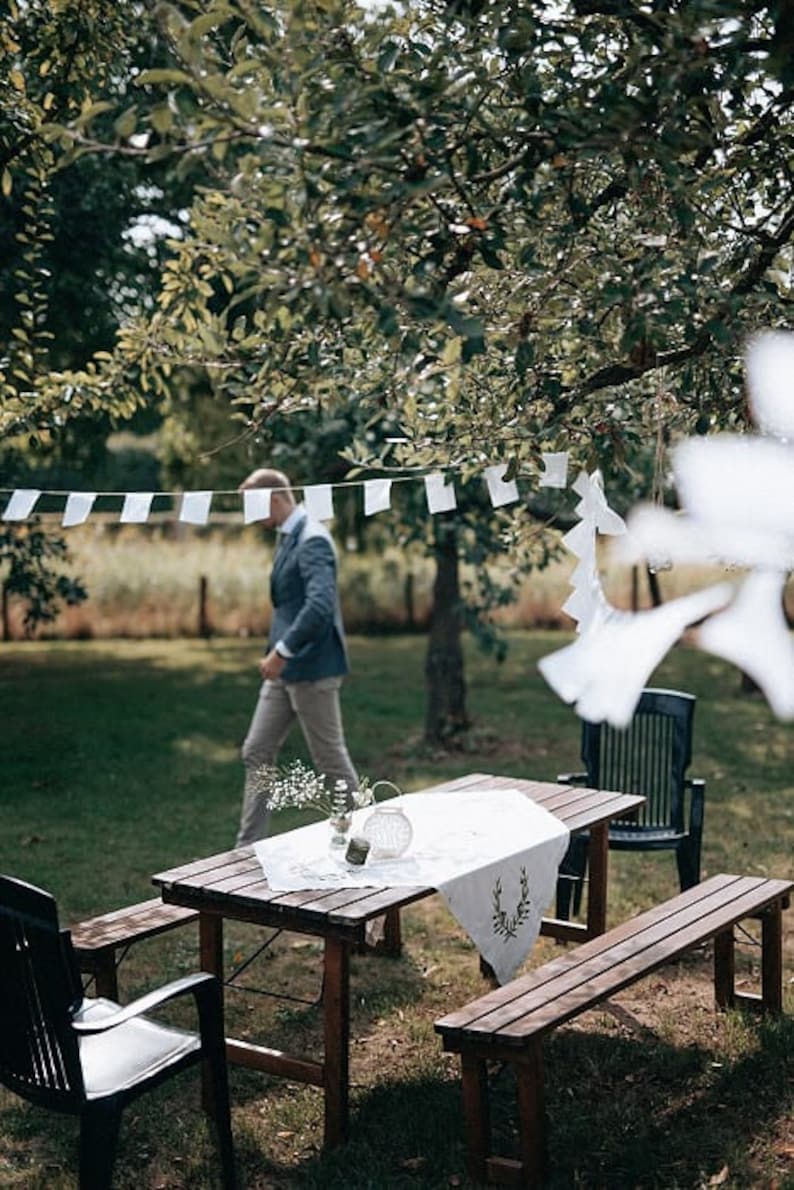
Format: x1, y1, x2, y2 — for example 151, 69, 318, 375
120, 493, 154, 524
303, 484, 334, 521
424, 472, 456, 514
243, 488, 272, 524
364, 478, 392, 516
539, 452, 569, 489
483, 463, 519, 508
179, 491, 213, 525
2, 489, 41, 521
62, 492, 96, 528
1, 455, 576, 527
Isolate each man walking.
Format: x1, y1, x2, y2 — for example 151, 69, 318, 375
236, 467, 359, 845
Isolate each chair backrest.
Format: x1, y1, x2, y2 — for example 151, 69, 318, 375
0, 875, 85, 1110
581, 688, 696, 833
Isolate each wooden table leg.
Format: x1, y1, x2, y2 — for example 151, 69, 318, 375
199, 912, 224, 978
199, 913, 224, 1112
382, 907, 402, 956
585, 823, 608, 938
322, 936, 350, 1147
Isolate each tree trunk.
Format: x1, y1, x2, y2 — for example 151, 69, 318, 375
424, 514, 470, 745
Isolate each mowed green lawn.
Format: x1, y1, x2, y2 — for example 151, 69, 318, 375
1, 632, 792, 1188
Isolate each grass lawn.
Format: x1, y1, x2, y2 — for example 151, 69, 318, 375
0, 631, 792, 1188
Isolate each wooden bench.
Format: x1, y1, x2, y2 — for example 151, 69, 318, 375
70, 898, 198, 999
435, 873, 793, 1188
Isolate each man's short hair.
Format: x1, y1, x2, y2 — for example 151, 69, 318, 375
238, 467, 292, 494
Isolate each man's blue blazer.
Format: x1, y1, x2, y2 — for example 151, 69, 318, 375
269, 510, 349, 682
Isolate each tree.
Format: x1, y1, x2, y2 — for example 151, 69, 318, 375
59, 0, 790, 457
0, 520, 87, 638
6, 1, 794, 721
0, 1, 208, 629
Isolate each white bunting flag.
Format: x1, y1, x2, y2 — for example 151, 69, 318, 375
179, 490, 212, 525
120, 492, 154, 524
62, 492, 96, 527
561, 519, 596, 561
539, 452, 569, 489
424, 472, 456, 514
364, 478, 392, 516
2, 489, 41, 521
483, 464, 519, 508
243, 488, 272, 524
304, 483, 334, 521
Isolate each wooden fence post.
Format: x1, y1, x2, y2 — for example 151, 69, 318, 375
198, 575, 211, 638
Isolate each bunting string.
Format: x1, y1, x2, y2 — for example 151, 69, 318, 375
1, 454, 569, 527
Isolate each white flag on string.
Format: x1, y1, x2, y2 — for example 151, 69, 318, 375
243, 488, 272, 524
120, 493, 154, 524
62, 492, 96, 527
424, 472, 456, 514
179, 491, 212, 525
483, 464, 519, 508
304, 483, 334, 521
364, 478, 392, 516
539, 452, 569, 489
2, 489, 41, 521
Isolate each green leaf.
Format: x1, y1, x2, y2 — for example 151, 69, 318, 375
135, 68, 194, 87
462, 335, 485, 363
377, 42, 400, 73
113, 107, 138, 140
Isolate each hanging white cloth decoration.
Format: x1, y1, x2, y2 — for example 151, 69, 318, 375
62, 492, 96, 527
697, 569, 794, 719
546, 329, 794, 727
539, 581, 734, 728
745, 330, 794, 440
243, 488, 272, 524
557, 471, 626, 636
561, 518, 596, 564
179, 491, 213, 525
120, 493, 154, 524
424, 472, 457, 514
2, 489, 41, 521
483, 463, 519, 508
303, 483, 334, 522
574, 470, 627, 536
539, 451, 569, 489
364, 478, 392, 516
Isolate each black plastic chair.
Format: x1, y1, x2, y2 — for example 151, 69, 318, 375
0, 874, 236, 1189
555, 688, 706, 920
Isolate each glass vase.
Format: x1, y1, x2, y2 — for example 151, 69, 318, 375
328, 811, 353, 851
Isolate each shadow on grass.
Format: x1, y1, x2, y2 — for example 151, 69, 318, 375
485, 1013, 794, 1188
2, 1011, 791, 1189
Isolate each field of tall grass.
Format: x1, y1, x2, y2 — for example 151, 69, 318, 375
2, 520, 737, 641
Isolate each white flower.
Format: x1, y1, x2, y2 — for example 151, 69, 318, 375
251, 761, 378, 818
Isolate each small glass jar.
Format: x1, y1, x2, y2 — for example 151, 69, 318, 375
345, 835, 371, 866
362, 804, 413, 860
328, 811, 353, 850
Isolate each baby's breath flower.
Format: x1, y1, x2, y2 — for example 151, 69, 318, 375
251, 760, 376, 818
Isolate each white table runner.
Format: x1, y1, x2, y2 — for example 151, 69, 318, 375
254, 789, 570, 985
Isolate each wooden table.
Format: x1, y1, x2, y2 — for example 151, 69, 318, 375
151, 772, 643, 1147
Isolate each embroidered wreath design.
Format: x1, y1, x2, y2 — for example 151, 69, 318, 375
491, 866, 532, 941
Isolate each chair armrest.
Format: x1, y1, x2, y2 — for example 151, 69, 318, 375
557, 772, 587, 786
72, 971, 218, 1035
684, 777, 706, 834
